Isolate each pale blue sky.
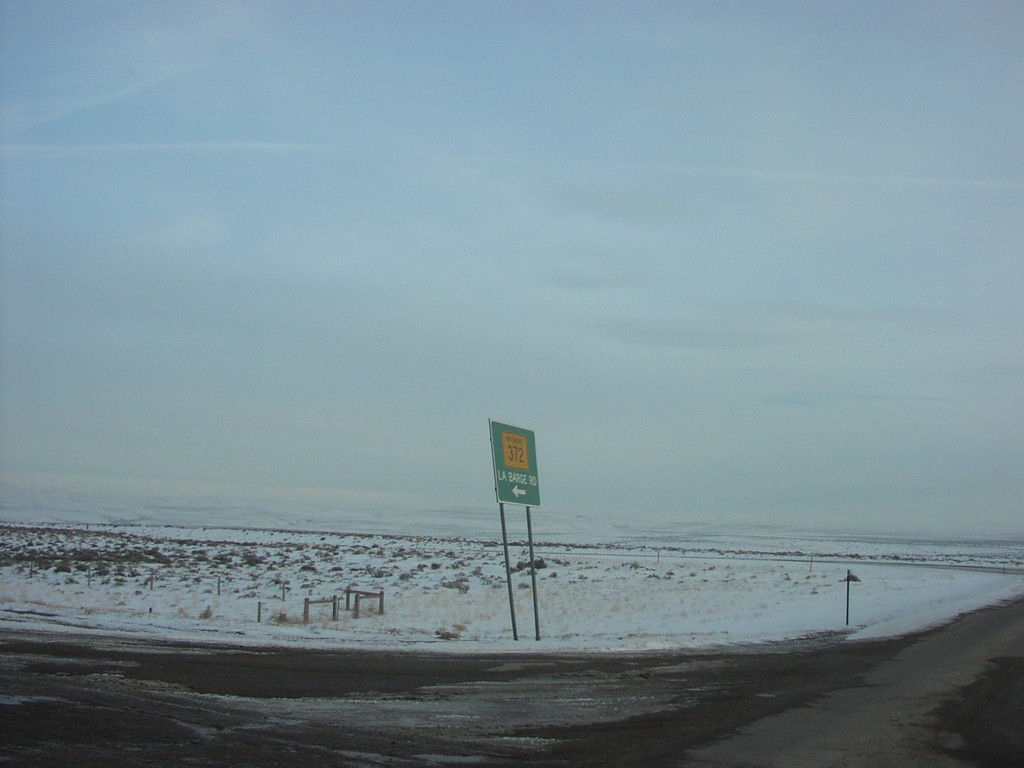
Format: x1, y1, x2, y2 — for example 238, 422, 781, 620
1, 1, 1022, 534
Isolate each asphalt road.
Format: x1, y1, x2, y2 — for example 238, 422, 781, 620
2, 596, 1023, 767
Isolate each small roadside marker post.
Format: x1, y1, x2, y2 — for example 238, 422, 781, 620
845, 569, 860, 626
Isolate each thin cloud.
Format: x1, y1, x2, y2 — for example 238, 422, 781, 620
0, 69, 193, 133
0, 141, 334, 157
436, 152, 1024, 193
128, 215, 229, 251
0, 1, 269, 134
590, 303, 950, 353
584, 159, 1024, 193
681, 165, 1024, 192
764, 391, 954, 407
595, 316, 784, 351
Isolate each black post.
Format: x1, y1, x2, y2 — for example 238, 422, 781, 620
499, 503, 519, 640
526, 506, 540, 641
846, 570, 851, 626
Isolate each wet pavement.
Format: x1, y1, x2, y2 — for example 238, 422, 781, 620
2, 597, 1022, 767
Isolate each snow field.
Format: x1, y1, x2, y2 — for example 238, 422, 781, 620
1, 523, 1022, 651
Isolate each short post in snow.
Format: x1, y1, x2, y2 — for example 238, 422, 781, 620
845, 569, 860, 626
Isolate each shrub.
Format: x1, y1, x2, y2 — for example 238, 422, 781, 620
441, 576, 470, 593
241, 551, 263, 566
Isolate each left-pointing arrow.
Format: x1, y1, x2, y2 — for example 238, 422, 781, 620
512, 485, 526, 498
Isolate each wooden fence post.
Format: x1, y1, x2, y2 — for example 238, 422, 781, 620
257, 601, 263, 623
332, 595, 339, 620
344, 588, 384, 619
303, 598, 310, 624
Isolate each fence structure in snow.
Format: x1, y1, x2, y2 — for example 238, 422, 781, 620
346, 587, 385, 618
303, 595, 340, 624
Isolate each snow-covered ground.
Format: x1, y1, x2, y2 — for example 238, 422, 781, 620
2, 522, 1022, 652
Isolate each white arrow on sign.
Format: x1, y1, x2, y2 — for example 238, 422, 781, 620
512, 485, 526, 498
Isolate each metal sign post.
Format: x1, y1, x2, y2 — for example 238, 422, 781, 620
526, 505, 540, 641
498, 502, 518, 641
489, 419, 542, 641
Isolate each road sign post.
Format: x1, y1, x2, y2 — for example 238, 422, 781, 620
498, 503, 518, 641
526, 505, 540, 641
489, 420, 542, 640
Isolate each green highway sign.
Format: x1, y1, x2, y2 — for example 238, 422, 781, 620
489, 420, 540, 507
